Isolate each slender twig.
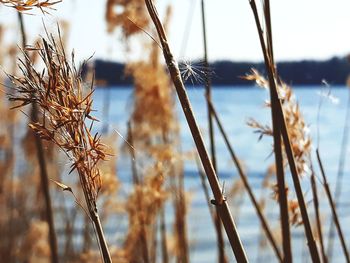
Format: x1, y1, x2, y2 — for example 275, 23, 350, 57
207, 97, 283, 262
128, 122, 150, 263
251, 1, 291, 261
310, 164, 328, 263
196, 157, 215, 220
144, 0, 248, 261
327, 89, 350, 260
127, 121, 140, 185
201, 1, 227, 262
316, 149, 350, 263
249, 1, 320, 262
17, 12, 59, 263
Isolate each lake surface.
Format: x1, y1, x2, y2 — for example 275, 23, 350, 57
91, 86, 350, 262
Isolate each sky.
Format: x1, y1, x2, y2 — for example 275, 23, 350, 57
0, 0, 349, 63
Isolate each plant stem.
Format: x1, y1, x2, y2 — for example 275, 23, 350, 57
251, 2, 291, 261
327, 89, 350, 260
249, 1, 320, 262
201, 1, 227, 262
144, 0, 248, 261
160, 207, 169, 263
207, 97, 283, 262
18, 12, 59, 263
316, 149, 350, 263
128, 122, 149, 263
310, 165, 328, 263
91, 211, 112, 263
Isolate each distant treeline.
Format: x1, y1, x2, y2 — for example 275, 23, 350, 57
92, 56, 350, 87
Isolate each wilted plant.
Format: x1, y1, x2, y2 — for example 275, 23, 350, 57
245, 69, 312, 177
106, 0, 150, 37
7, 33, 112, 262
0, 0, 61, 12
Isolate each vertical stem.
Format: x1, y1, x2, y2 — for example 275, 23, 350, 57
249, 1, 320, 262
144, 1, 248, 261
196, 157, 215, 220
327, 89, 350, 260
310, 166, 327, 263
17, 12, 59, 263
316, 149, 350, 263
207, 98, 283, 262
251, 2, 291, 261
201, 1, 227, 262
160, 207, 169, 263
150, 218, 158, 263
127, 121, 140, 185
91, 212, 112, 263
128, 122, 150, 263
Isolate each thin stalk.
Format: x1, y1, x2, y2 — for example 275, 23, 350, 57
316, 149, 350, 263
310, 165, 327, 263
144, 1, 248, 261
196, 157, 215, 220
176, 176, 189, 263
201, 1, 227, 262
162, 132, 188, 263
263, 0, 274, 70
79, 173, 112, 263
160, 207, 169, 263
90, 212, 112, 263
150, 217, 158, 263
327, 89, 350, 260
250, 2, 291, 261
127, 121, 140, 185
82, 214, 93, 253
18, 12, 58, 263
207, 97, 283, 262
249, 1, 320, 262
128, 122, 149, 263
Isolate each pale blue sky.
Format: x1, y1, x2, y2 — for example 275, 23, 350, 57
0, 0, 349, 63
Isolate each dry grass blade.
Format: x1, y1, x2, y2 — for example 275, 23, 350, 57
7, 33, 112, 263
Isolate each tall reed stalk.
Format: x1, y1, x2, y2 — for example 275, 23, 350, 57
144, 0, 248, 261
249, 1, 320, 262
200, 1, 227, 262
327, 88, 350, 260
17, 12, 58, 263
316, 149, 350, 263
8, 34, 112, 263
207, 97, 283, 262
310, 165, 327, 263
127, 122, 150, 263
261, 2, 291, 262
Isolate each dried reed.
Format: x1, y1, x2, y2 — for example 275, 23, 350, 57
327, 87, 350, 261
249, 0, 320, 261
316, 149, 350, 262
0, 0, 61, 12
8, 34, 112, 262
17, 12, 58, 263
144, 0, 248, 261
207, 97, 283, 262
310, 164, 327, 263
200, 1, 227, 262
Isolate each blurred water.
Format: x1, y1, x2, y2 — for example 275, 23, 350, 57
90, 86, 350, 262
